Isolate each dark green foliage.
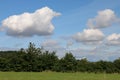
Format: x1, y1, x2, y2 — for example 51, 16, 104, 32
0, 42, 120, 73
76, 58, 89, 72
59, 53, 77, 72
114, 58, 120, 73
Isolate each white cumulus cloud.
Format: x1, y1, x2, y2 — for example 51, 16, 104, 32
106, 33, 120, 46
72, 29, 105, 44
87, 9, 118, 28
1, 7, 61, 37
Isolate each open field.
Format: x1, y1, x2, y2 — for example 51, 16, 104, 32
0, 72, 120, 80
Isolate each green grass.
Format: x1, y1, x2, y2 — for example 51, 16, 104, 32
0, 72, 120, 80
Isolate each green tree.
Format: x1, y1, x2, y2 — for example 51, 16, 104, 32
114, 58, 120, 73
59, 53, 77, 72
76, 58, 89, 72
41, 51, 58, 71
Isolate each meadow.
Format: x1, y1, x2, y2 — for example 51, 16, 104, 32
0, 72, 120, 80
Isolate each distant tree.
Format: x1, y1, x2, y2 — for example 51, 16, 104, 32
76, 58, 89, 72
22, 42, 38, 71
0, 42, 120, 73
0, 57, 8, 71
41, 51, 58, 71
59, 53, 77, 72
114, 58, 120, 73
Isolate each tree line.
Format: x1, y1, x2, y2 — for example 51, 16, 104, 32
0, 42, 120, 73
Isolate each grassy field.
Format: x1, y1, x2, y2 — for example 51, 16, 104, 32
0, 72, 120, 80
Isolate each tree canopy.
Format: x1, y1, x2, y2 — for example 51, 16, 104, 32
0, 42, 120, 73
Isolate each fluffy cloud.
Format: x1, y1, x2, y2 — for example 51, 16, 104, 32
41, 40, 60, 48
72, 29, 104, 44
87, 9, 118, 28
66, 41, 73, 47
1, 7, 61, 37
106, 33, 120, 46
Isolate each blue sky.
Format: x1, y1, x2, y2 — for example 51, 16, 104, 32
0, 0, 120, 61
